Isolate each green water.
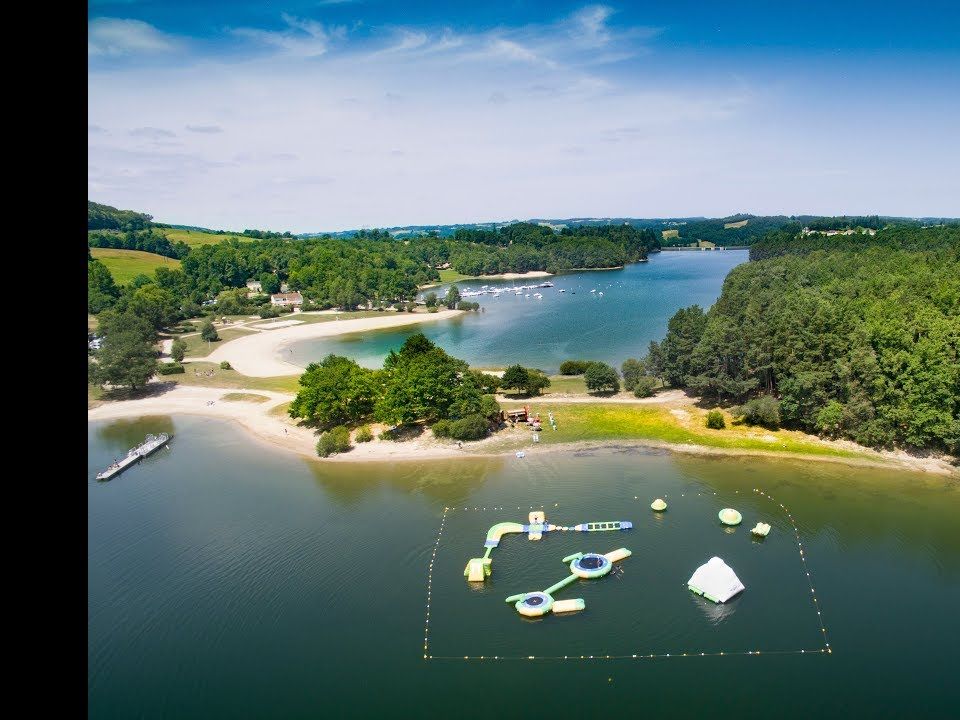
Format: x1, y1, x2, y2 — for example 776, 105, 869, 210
287, 250, 748, 371
88, 415, 960, 718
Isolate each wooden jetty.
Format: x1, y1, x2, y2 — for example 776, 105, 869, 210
96, 433, 172, 481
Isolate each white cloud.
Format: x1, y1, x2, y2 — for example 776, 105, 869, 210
88, 17, 179, 56
570, 5, 614, 47
186, 124, 224, 134
232, 13, 344, 58
129, 126, 176, 139
485, 38, 557, 68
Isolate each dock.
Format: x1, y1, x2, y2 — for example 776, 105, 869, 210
96, 433, 172, 481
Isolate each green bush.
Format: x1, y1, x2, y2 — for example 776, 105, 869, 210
735, 395, 781, 429
316, 425, 352, 457
559, 360, 591, 375
219, 361, 232, 370
632, 375, 657, 398
355, 425, 373, 443
706, 409, 726, 429
258, 305, 280, 319
480, 394, 501, 422
170, 338, 186, 362
815, 401, 844, 437
427, 306, 439, 313
157, 363, 185, 375
621, 358, 644, 391
431, 419, 452, 438
448, 414, 489, 441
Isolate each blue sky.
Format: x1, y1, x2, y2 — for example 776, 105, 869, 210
88, 1, 960, 231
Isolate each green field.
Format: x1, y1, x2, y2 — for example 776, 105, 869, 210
91, 248, 181, 285
220, 392, 271, 403
171, 362, 300, 393
180, 327, 258, 357
161, 228, 252, 248
437, 268, 477, 283
499, 402, 870, 460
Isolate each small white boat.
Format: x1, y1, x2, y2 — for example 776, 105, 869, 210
590, 289, 596, 293
558, 289, 566, 293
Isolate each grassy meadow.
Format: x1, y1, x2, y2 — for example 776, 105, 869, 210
91, 248, 181, 285
499, 401, 870, 460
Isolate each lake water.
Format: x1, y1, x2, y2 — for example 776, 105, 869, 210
287, 249, 749, 372
88, 415, 960, 718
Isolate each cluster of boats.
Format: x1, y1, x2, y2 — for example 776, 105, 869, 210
459, 281, 554, 298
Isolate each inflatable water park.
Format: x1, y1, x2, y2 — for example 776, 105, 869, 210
462, 503, 773, 621
425, 488, 829, 661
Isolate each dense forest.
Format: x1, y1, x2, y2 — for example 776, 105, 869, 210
651, 224, 959, 453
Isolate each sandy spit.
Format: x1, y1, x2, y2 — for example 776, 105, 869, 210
204, 309, 462, 377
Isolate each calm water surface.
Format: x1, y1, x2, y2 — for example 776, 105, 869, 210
288, 250, 748, 371
88, 415, 960, 718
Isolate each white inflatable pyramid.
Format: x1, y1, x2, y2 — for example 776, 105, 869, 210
687, 556, 745, 603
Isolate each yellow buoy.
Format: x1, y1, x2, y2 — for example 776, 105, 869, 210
651, 498, 667, 512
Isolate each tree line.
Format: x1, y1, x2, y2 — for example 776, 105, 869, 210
88, 229, 191, 260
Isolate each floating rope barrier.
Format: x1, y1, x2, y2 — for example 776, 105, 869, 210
752, 488, 831, 654
424, 490, 831, 660
422, 506, 448, 659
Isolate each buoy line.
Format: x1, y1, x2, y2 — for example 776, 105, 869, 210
423, 506, 448, 659
752, 488, 831, 654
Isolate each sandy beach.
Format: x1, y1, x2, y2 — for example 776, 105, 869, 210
204, 309, 461, 376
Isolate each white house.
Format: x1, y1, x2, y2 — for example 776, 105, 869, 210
245, 279, 262, 294
270, 292, 303, 307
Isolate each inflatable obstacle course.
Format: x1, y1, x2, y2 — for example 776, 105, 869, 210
504, 547, 632, 617
464, 511, 632, 583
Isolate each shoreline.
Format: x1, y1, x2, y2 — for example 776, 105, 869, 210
203, 309, 462, 376
87, 385, 957, 476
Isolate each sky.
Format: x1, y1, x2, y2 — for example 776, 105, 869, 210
88, 1, 960, 232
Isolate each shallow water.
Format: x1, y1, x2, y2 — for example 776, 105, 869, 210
287, 250, 748, 371
88, 415, 960, 718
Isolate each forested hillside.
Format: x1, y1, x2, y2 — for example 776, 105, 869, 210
652, 224, 959, 453
667, 214, 801, 246
88, 201, 153, 231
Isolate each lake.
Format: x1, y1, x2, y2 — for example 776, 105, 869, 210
287, 249, 749, 372
88, 415, 960, 718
